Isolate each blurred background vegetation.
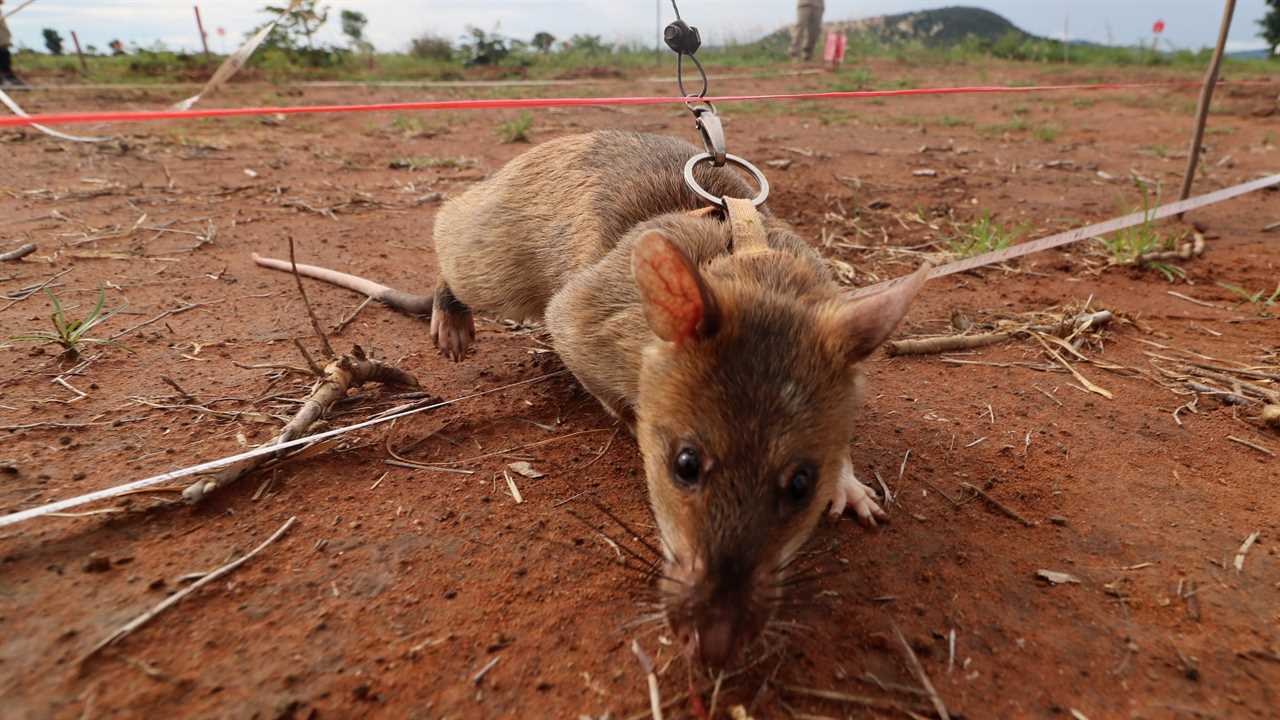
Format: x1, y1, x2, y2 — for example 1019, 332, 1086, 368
15, 2, 1277, 85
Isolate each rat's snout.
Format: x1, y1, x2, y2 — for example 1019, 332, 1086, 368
680, 553, 770, 669
697, 612, 745, 669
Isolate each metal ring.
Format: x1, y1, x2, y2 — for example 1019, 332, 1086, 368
683, 153, 770, 208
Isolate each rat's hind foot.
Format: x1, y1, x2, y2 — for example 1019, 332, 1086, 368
830, 457, 887, 527
430, 281, 475, 361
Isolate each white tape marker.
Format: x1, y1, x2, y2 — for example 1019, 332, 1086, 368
850, 173, 1280, 299
0, 371, 567, 528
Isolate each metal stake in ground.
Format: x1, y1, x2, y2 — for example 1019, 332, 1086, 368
1177, 0, 1236, 217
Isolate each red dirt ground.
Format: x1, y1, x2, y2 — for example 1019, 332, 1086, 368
1, 59, 1278, 719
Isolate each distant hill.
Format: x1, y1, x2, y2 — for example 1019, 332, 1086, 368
826, 6, 1033, 46
1226, 48, 1273, 60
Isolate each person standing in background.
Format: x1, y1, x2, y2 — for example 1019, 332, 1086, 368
790, 0, 824, 62
0, 0, 28, 87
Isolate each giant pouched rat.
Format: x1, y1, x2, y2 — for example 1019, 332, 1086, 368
265, 130, 928, 668
430, 130, 928, 667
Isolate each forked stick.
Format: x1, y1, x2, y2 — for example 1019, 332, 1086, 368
182, 345, 418, 502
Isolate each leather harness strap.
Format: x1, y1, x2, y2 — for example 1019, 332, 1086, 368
724, 196, 771, 256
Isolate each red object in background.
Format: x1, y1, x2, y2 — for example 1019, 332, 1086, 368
823, 31, 847, 68
217, 27, 226, 37
1153, 20, 1166, 34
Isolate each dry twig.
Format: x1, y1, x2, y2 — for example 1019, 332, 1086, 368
0, 243, 37, 262
1227, 436, 1275, 457
80, 516, 297, 664
891, 621, 950, 720
887, 311, 1111, 357
182, 346, 418, 502
959, 482, 1036, 527
631, 639, 664, 720
288, 237, 337, 360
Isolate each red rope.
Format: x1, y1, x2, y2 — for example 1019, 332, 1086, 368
0, 80, 1236, 128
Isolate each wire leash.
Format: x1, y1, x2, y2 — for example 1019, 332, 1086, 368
664, 0, 770, 207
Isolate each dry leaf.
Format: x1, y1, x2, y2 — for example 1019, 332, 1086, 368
507, 461, 545, 479
1037, 569, 1081, 585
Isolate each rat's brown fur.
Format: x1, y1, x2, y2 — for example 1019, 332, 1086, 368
432, 130, 924, 667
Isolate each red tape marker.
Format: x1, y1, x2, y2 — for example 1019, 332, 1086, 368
0, 80, 1245, 129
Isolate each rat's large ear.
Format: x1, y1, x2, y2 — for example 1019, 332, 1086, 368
632, 230, 720, 344
830, 263, 931, 363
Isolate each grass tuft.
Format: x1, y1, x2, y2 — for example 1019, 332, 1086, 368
7, 288, 129, 358
1098, 185, 1188, 281
496, 112, 534, 144
1217, 282, 1280, 308
948, 212, 1026, 258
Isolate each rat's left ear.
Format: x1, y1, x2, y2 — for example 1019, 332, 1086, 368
829, 263, 931, 363
632, 230, 721, 344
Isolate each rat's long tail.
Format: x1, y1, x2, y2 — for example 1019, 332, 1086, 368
252, 253, 435, 316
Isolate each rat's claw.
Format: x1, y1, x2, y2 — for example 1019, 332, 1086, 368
831, 458, 887, 527
430, 305, 475, 362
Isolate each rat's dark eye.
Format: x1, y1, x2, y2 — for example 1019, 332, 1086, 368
786, 465, 816, 504
672, 447, 702, 487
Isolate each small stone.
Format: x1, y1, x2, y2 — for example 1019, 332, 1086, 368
83, 554, 111, 573
1036, 569, 1081, 585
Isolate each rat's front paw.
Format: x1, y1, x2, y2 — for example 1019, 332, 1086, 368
830, 458, 887, 527
430, 305, 475, 361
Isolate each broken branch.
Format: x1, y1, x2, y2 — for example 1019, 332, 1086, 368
182, 346, 418, 502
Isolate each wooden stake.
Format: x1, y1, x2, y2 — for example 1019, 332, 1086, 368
194, 3, 211, 59
70, 31, 88, 75
1177, 0, 1237, 217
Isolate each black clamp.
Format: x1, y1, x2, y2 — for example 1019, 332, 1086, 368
663, 19, 701, 56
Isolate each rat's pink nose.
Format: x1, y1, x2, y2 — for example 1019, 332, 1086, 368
698, 618, 738, 669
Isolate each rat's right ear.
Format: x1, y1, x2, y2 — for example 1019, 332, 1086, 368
828, 263, 931, 363
632, 230, 720, 344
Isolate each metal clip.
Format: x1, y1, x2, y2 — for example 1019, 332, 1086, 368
693, 106, 726, 167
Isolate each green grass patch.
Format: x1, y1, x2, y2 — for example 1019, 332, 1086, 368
1217, 282, 1280, 308
496, 112, 534, 143
978, 117, 1029, 137
1034, 125, 1061, 143
1098, 186, 1188, 281
7, 288, 129, 358
827, 68, 874, 91
388, 156, 475, 170
948, 212, 1026, 258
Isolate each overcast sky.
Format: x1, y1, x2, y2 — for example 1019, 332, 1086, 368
3, 1, 1273, 54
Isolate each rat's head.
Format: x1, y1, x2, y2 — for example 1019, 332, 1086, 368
629, 228, 926, 669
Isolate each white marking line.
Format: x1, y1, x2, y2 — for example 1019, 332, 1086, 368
0, 371, 566, 528
850, 173, 1280, 299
